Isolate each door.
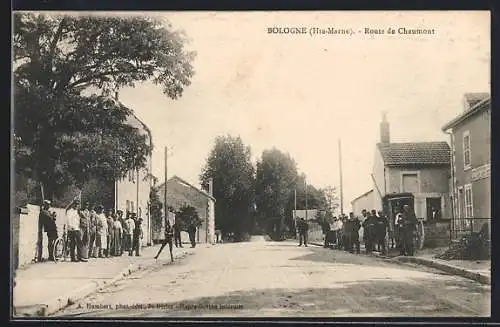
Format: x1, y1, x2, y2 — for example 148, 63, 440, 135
426, 197, 442, 221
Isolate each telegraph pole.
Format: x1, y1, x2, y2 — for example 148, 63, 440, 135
164, 146, 168, 228
305, 178, 308, 221
338, 138, 344, 216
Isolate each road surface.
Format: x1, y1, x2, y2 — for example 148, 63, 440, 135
55, 238, 490, 317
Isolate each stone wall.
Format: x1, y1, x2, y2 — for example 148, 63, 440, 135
423, 221, 451, 248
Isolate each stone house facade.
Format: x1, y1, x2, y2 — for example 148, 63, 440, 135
442, 92, 491, 238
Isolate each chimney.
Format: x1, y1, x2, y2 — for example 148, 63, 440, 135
380, 112, 390, 144
208, 178, 214, 196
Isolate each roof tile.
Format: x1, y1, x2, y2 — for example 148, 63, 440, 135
377, 142, 450, 166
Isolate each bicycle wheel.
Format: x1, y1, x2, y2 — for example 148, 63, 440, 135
53, 238, 65, 262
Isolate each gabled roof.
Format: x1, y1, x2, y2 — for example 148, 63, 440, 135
158, 175, 216, 202
377, 142, 450, 167
351, 189, 374, 204
442, 94, 491, 131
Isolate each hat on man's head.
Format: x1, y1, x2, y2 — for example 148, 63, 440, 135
43, 200, 51, 205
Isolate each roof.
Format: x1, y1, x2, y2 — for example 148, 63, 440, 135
158, 175, 216, 202
464, 92, 490, 108
442, 94, 491, 131
377, 142, 450, 167
351, 189, 374, 203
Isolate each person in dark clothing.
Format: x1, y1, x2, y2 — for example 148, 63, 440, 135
349, 212, 361, 254
173, 221, 183, 248
132, 217, 143, 256
343, 217, 353, 251
297, 218, 308, 247
323, 220, 333, 248
39, 200, 54, 260
375, 210, 389, 255
188, 222, 197, 248
362, 211, 378, 254
400, 205, 417, 256
41, 201, 58, 261
154, 219, 174, 262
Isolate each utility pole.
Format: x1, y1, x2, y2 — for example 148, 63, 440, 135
338, 138, 344, 216
164, 146, 168, 229
305, 178, 308, 221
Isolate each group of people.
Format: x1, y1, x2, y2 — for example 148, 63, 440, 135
321, 205, 418, 256
39, 198, 144, 262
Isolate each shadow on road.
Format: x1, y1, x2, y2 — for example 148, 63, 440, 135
159, 278, 489, 317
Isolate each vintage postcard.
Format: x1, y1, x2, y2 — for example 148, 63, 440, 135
12, 11, 490, 319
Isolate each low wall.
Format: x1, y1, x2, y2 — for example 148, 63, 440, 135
14, 204, 68, 268
13, 203, 156, 269
423, 221, 451, 248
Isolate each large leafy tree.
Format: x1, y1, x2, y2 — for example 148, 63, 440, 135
255, 148, 298, 225
13, 13, 195, 200
200, 135, 255, 237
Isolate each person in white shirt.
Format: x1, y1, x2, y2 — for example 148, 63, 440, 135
65, 199, 84, 262
123, 212, 136, 256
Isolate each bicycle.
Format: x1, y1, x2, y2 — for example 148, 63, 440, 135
53, 226, 70, 262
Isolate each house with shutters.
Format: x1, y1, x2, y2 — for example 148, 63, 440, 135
442, 92, 491, 239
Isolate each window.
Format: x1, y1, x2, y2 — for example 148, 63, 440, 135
126, 200, 130, 213
463, 130, 471, 170
131, 201, 135, 213
464, 184, 473, 218
401, 173, 419, 193
138, 207, 142, 218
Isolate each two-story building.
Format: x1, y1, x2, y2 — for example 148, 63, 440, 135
442, 92, 491, 238
371, 113, 452, 221
157, 175, 216, 244
113, 110, 154, 246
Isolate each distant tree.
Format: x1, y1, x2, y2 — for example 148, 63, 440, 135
13, 13, 195, 200
200, 135, 255, 237
320, 185, 340, 218
255, 148, 298, 234
176, 204, 201, 231
149, 185, 163, 229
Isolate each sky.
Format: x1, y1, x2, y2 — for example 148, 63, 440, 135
109, 11, 489, 213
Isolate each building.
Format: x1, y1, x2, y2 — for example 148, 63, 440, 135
351, 189, 376, 216
371, 113, 452, 221
113, 110, 154, 246
157, 176, 216, 244
442, 92, 491, 237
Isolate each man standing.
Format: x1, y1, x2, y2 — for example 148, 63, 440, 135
133, 217, 143, 256
39, 200, 53, 261
173, 220, 183, 248
79, 202, 91, 260
116, 210, 125, 255
105, 209, 114, 257
349, 212, 361, 254
400, 205, 418, 256
41, 201, 58, 261
66, 199, 84, 262
375, 210, 389, 255
88, 205, 98, 258
123, 212, 135, 256
188, 220, 197, 248
362, 210, 377, 254
297, 218, 308, 247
